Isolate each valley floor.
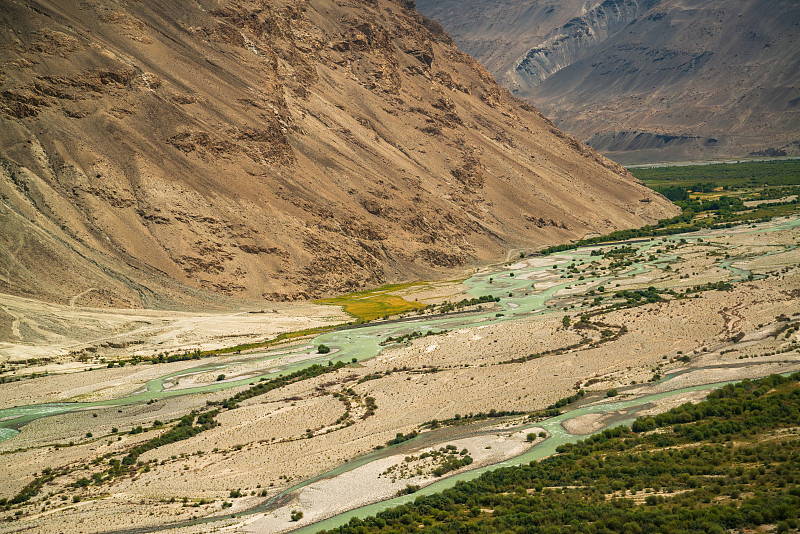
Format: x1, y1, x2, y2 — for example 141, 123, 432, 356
0, 217, 798, 533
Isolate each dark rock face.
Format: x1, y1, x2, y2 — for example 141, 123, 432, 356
513, 0, 661, 90
416, 0, 800, 163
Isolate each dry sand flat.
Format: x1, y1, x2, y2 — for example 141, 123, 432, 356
0, 293, 348, 364
392, 280, 471, 306
374, 315, 583, 369
562, 412, 618, 435
0, 387, 240, 504
0, 352, 263, 407
633, 390, 714, 418
161, 346, 322, 391
0, 219, 798, 533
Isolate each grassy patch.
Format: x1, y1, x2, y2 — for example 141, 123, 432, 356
728, 201, 800, 221
315, 282, 427, 321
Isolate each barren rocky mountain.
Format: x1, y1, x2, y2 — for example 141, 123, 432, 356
416, 0, 800, 163
0, 0, 674, 308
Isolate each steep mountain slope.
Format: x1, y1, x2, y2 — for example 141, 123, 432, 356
416, 0, 800, 163
0, 0, 675, 308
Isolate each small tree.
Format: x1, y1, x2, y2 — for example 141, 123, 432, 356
290, 510, 303, 522
562, 316, 571, 328
317, 344, 330, 354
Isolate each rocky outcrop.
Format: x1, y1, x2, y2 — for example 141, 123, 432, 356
509, 0, 660, 91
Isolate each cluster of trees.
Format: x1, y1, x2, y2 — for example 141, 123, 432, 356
538, 210, 698, 255
633, 374, 798, 435
614, 287, 664, 305
142, 349, 203, 364
4, 470, 57, 505
385, 446, 474, 480
656, 183, 739, 201
358, 370, 392, 384
547, 389, 585, 410
676, 196, 745, 214
538, 184, 792, 256
602, 246, 637, 258
656, 185, 691, 201
684, 281, 733, 294
382, 330, 445, 346
632, 159, 800, 188
387, 431, 419, 446
432, 453, 473, 477
319, 373, 800, 534
433, 295, 500, 314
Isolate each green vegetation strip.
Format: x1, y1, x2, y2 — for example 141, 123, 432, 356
631, 158, 800, 188
541, 159, 800, 255
215, 361, 348, 409
318, 373, 800, 534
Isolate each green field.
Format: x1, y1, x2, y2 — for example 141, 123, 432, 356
632, 159, 800, 204
631, 158, 800, 189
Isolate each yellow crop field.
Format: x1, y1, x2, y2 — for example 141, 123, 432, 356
315, 282, 427, 321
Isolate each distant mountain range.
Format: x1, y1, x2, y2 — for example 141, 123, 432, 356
415, 0, 800, 163
0, 0, 674, 307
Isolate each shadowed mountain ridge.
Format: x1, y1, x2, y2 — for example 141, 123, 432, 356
416, 0, 800, 163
